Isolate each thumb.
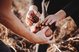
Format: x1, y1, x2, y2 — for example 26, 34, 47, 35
41, 26, 49, 33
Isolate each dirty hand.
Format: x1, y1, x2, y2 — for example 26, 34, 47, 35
43, 10, 66, 25
25, 5, 40, 26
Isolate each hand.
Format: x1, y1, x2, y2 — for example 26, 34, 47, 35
43, 10, 66, 25
36, 26, 53, 44
43, 15, 59, 25
25, 5, 40, 26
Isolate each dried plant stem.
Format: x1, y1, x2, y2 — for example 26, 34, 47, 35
51, 44, 62, 52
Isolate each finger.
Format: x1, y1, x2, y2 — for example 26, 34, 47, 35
49, 20, 56, 25
26, 18, 33, 26
41, 26, 49, 33
28, 15, 33, 20
42, 17, 49, 25
45, 18, 52, 25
